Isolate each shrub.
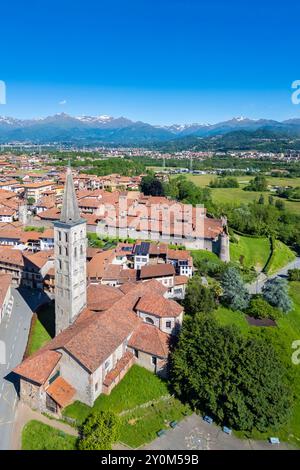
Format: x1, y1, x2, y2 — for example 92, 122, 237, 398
246, 296, 280, 320
78, 411, 120, 450
288, 269, 300, 282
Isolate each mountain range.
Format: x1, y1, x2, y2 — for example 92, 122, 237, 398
1, 113, 300, 147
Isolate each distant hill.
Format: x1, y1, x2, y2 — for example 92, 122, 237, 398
1, 113, 300, 148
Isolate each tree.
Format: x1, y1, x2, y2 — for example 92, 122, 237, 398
258, 194, 265, 205
171, 314, 293, 432
183, 276, 217, 316
268, 195, 274, 205
27, 197, 35, 205
275, 199, 285, 211
140, 175, 165, 196
78, 411, 120, 450
221, 267, 250, 311
262, 277, 293, 313
244, 175, 268, 192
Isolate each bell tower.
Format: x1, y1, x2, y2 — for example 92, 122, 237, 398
54, 166, 87, 335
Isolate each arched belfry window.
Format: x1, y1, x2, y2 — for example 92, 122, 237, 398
145, 317, 154, 325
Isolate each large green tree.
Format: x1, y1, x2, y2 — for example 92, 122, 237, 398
183, 276, 217, 316
221, 267, 250, 311
140, 174, 165, 196
78, 411, 120, 450
171, 314, 293, 432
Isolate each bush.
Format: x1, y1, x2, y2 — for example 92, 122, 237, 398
78, 411, 120, 450
246, 296, 280, 320
288, 269, 300, 282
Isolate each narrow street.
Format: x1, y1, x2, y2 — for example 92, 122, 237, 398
0, 288, 50, 450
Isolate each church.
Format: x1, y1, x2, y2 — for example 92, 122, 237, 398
14, 168, 184, 416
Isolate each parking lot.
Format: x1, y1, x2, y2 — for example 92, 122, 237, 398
144, 414, 293, 451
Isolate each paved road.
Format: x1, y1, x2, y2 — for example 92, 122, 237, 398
144, 414, 293, 450
248, 256, 300, 295
0, 288, 50, 450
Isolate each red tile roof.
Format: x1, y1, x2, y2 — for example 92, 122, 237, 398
46, 377, 76, 408
136, 294, 183, 318
128, 323, 170, 358
140, 263, 175, 279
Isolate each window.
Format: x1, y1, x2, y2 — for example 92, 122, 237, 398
151, 356, 157, 366
59, 246, 62, 255
74, 247, 77, 258
105, 360, 110, 370
80, 245, 83, 255
134, 349, 139, 358
58, 231, 61, 242
145, 317, 154, 325
95, 382, 98, 392
65, 247, 68, 256
65, 232, 68, 243
166, 321, 172, 329
58, 260, 62, 270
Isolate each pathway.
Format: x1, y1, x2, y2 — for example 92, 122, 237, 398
247, 256, 300, 294
11, 402, 78, 450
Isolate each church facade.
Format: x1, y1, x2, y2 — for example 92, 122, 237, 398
14, 168, 184, 416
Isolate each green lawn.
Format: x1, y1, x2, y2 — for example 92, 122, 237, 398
266, 240, 296, 275
22, 420, 77, 450
215, 281, 300, 448
230, 235, 271, 272
191, 248, 223, 265
26, 304, 55, 356
119, 397, 191, 448
63, 365, 170, 424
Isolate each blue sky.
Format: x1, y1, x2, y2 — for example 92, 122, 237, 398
1, 0, 300, 124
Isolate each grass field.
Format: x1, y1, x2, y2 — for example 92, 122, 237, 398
63, 365, 170, 423
26, 304, 54, 356
215, 281, 300, 447
230, 235, 271, 272
119, 397, 190, 448
63, 365, 191, 448
22, 420, 77, 450
267, 240, 296, 275
180, 174, 300, 214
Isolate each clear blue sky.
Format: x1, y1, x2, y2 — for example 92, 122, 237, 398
1, 0, 300, 124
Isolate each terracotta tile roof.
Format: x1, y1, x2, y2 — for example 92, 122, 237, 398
46, 377, 76, 408
140, 263, 175, 279
37, 207, 61, 220
87, 284, 124, 311
87, 249, 116, 278
136, 293, 183, 318
14, 350, 61, 385
167, 248, 192, 261
103, 351, 134, 387
0, 228, 22, 240
24, 250, 54, 269
174, 275, 189, 285
39, 228, 54, 239
0, 246, 24, 267
128, 323, 170, 358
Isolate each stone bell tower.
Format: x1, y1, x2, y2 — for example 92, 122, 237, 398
54, 166, 87, 335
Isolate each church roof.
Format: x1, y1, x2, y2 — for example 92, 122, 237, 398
59, 167, 82, 224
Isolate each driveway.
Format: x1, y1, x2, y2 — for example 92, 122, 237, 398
0, 288, 50, 450
248, 257, 300, 295
144, 414, 293, 450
